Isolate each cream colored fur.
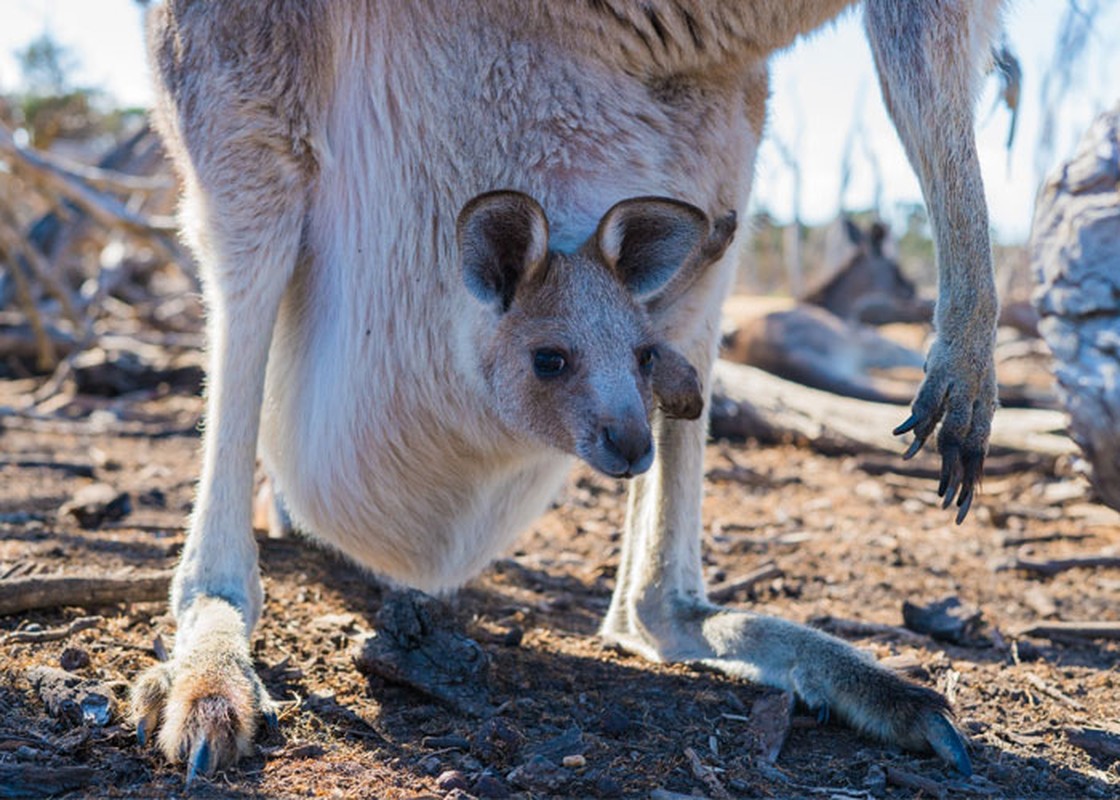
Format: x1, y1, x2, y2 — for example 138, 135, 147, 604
132, 0, 1004, 780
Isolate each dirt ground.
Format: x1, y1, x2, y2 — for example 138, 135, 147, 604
1, 360, 1119, 799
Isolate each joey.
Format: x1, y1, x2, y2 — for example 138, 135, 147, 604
457, 191, 734, 476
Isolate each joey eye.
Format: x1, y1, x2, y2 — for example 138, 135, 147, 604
638, 346, 658, 374
532, 349, 568, 378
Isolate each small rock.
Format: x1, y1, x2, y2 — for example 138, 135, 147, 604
863, 763, 887, 794
470, 718, 524, 766
562, 754, 586, 769
593, 774, 623, 798
507, 755, 570, 792
527, 725, 585, 761
437, 770, 469, 792
471, 774, 510, 798
598, 707, 630, 737
902, 596, 987, 646
59, 647, 90, 672
137, 488, 167, 508
500, 626, 523, 647
59, 483, 132, 529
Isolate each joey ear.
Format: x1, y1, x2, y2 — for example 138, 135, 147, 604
457, 191, 549, 311
595, 197, 709, 302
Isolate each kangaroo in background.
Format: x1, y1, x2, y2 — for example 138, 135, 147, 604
133, 0, 1003, 781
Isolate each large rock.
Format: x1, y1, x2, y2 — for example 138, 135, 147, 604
1031, 105, 1120, 509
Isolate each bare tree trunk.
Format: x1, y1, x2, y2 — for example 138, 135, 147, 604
1031, 105, 1120, 510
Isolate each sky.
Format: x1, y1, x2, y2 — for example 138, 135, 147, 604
1, 0, 1117, 244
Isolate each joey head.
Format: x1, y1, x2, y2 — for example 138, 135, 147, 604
457, 190, 736, 478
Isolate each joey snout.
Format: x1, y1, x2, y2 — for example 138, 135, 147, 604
591, 414, 654, 478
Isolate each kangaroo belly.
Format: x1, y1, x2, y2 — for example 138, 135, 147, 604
260, 319, 572, 593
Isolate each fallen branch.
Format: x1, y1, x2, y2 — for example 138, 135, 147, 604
1023, 673, 1085, 710
1016, 621, 1120, 641
0, 122, 177, 236
998, 554, 1120, 577
0, 571, 172, 616
710, 360, 1075, 458
4, 615, 101, 644
708, 562, 783, 602
684, 747, 733, 800
810, 615, 927, 644
1065, 726, 1120, 760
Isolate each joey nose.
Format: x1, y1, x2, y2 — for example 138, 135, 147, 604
602, 422, 653, 475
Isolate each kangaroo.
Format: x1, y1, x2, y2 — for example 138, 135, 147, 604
133, 0, 1003, 781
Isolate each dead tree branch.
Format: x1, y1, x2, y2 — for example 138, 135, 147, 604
0, 571, 172, 616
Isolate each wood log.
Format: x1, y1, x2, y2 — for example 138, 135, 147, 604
0, 765, 95, 799
0, 571, 172, 616
709, 360, 1075, 458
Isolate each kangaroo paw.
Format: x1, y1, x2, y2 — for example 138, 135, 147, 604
130, 598, 275, 782
894, 339, 996, 523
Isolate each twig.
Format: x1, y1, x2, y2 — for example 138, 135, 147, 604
684, 747, 732, 800
0, 324, 78, 362
708, 562, 783, 602
1017, 621, 1120, 641
998, 554, 1120, 577
0, 238, 54, 369
810, 615, 927, 644
1022, 673, 1085, 710
1000, 531, 1092, 548
753, 761, 874, 798
0, 570, 172, 616
885, 766, 946, 799
3, 615, 101, 644
0, 206, 82, 328
0, 459, 95, 478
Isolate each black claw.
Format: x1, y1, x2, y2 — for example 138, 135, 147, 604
893, 413, 919, 436
940, 469, 962, 510
263, 709, 279, 733
937, 448, 960, 501
136, 719, 148, 747
925, 713, 972, 776
955, 490, 974, 525
187, 739, 211, 785
903, 436, 926, 460
816, 704, 830, 725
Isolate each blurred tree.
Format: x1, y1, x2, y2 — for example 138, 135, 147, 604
13, 31, 106, 148
16, 33, 79, 97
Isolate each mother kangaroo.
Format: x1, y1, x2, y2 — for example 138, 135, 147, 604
134, 0, 1002, 780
